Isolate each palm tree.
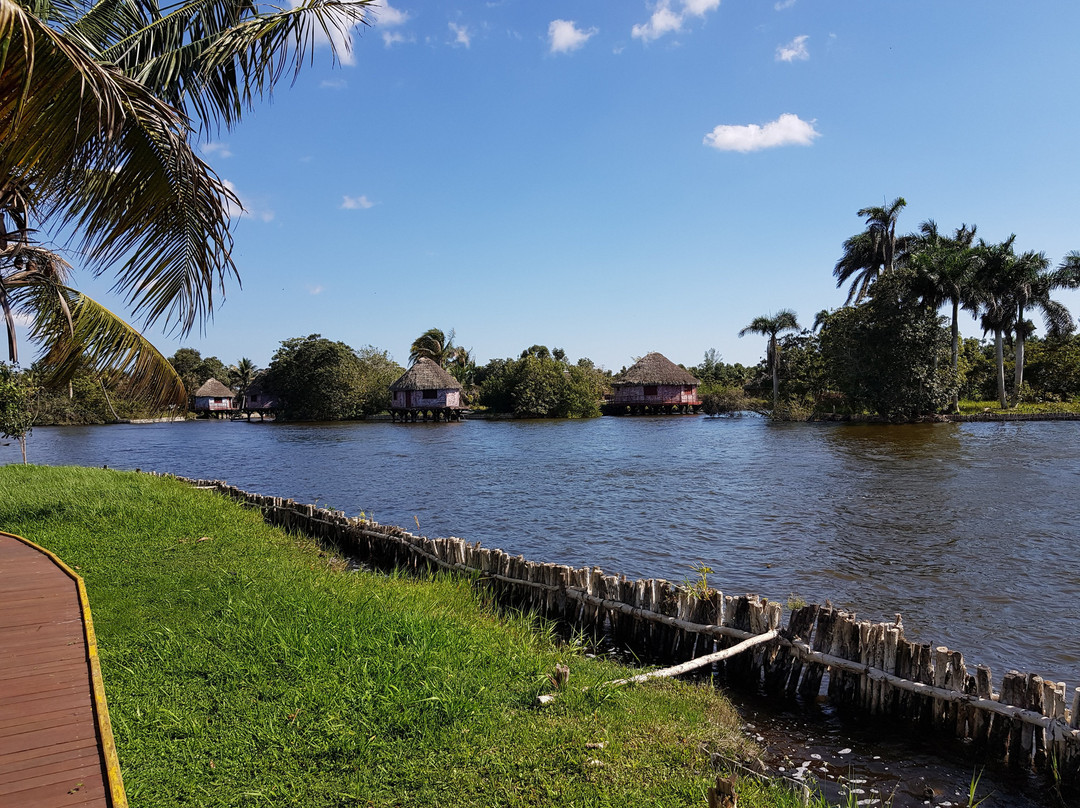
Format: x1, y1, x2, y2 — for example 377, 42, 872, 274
909, 220, 978, 412
1003, 250, 1079, 396
738, 310, 801, 408
1, 0, 372, 407
834, 197, 908, 304
229, 358, 258, 408
409, 328, 458, 367
972, 237, 1020, 408
811, 309, 831, 333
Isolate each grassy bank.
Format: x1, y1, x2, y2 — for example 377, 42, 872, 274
956, 399, 1080, 415
0, 466, 815, 807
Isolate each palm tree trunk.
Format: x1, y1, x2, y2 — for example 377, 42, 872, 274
950, 299, 960, 413
1013, 305, 1025, 404
770, 336, 779, 408
995, 329, 1007, 409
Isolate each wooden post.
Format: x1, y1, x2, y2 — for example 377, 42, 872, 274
799, 607, 836, 700
1028, 674, 1046, 766
781, 604, 818, 699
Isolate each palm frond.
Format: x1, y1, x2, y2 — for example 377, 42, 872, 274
30, 287, 187, 408
98, 0, 373, 130
0, 0, 239, 334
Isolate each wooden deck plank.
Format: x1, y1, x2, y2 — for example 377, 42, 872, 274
4, 649, 89, 679
0, 716, 99, 757
3, 776, 108, 808
0, 533, 126, 808
0, 739, 98, 768
0, 683, 92, 710
0, 741, 100, 777
0, 707, 93, 736
3, 666, 94, 698
0, 758, 107, 796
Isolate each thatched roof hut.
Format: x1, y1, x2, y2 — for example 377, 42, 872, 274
615, 352, 700, 387
610, 353, 701, 412
194, 378, 235, 398
390, 358, 464, 421
193, 378, 235, 414
389, 358, 462, 392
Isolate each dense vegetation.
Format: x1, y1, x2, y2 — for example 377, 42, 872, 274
475, 346, 611, 419
0, 466, 840, 807
261, 335, 402, 421
735, 198, 1080, 419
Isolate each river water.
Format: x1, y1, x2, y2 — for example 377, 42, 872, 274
6, 415, 1077, 688
4, 415, 1078, 805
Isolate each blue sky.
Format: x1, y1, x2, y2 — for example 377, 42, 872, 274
69, 1, 1080, 372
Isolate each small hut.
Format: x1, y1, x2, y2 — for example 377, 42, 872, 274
193, 378, 236, 417
389, 358, 465, 422
238, 374, 278, 420
607, 352, 701, 415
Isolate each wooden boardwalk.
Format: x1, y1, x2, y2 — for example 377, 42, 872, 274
0, 532, 126, 808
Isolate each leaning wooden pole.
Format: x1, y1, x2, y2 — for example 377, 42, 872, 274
608, 629, 780, 687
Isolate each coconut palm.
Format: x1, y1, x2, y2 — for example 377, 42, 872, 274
834, 197, 909, 304
229, 357, 258, 408
909, 220, 979, 412
738, 310, 801, 408
409, 328, 458, 367
0, 0, 371, 407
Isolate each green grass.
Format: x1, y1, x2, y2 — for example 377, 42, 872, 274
956, 399, 1080, 415
0, 465, 813, 807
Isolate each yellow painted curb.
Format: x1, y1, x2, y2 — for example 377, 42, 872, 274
1, 531, 129, 808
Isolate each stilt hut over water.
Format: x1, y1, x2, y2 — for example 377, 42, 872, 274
607, 352, 702, 415
193, 378, 236, 417
389, 358, 465, 422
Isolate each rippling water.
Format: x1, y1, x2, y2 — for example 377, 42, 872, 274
5, 416, 1079, 688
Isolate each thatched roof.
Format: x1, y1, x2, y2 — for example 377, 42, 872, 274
194, 378, 235, 397
389, 358, 462, 391
615, 353, 699, 386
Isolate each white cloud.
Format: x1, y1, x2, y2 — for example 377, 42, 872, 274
683, 0, 721, 15
548, 19, 597, 54
307, 284, 325, 295
223, 179, 275, 222
341, 195, 375, 210
320, 78, 348, 89
776, 34, 809, 62
383, 30, 413, 47
449, 22, 471, 47
374, 1, 408, 27
374, 2, 412, 46
632, 0, 720, 43
703, 113, 820, 152
775, 0, 797, 9
202, 141, 233, 158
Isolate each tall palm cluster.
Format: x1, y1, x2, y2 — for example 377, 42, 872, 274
0, 0, 372, 407
409, 327, 475, 386
833, 198, 1080, 410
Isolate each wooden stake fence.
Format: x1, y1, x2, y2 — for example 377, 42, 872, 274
170, 474, 1080, 779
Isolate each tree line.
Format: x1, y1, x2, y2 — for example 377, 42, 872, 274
6, 198, 1080, 431
223, 330, 612, 422
733, 198, 1080, 418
